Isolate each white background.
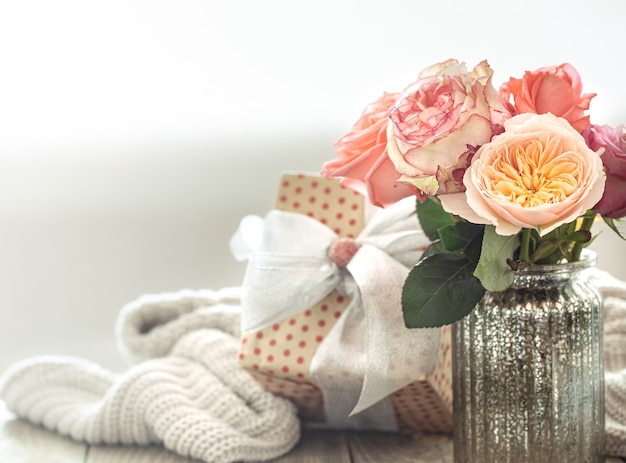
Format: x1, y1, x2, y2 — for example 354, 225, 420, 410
1, 0, 625, 372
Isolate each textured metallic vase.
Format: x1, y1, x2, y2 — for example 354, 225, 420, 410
453, 250, 605, 463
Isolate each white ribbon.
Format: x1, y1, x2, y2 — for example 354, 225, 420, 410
231, 196, 440, 429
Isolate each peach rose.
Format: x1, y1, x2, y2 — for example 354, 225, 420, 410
387, 59, 511, 197
499, 63, 595, 132
321, 92, 417, 207
439, 113, 606, 236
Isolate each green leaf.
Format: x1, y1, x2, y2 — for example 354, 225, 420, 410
530, 230, 592, 264
604, 217, 626, 241
420, 240, 448, 259
438, 221, 484, 253
564, 229, 592, 243
463, 226, 486, 264
529, 240, 561, 262
438, 225, 466, 251
415, 197, 455, 242
474, 225, 519, 292
402, 253, 485, 328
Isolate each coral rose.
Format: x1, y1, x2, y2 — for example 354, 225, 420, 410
440, 113, 606, 236
499, 63, 595, 133
386, 59, 511, 197
321, 92, 417, 207
584, 123, 626, 218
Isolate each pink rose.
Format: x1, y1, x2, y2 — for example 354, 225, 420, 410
386, 59, 511, 197
584, 123, 626, 218
499, 63, 595, 132
440, 113, 606, 236
321, 92, 418, 207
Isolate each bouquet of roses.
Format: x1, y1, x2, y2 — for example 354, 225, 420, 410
322, 59, 626, 328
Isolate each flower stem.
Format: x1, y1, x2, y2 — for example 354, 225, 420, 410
572, 211, 597, 261
519, 228, 531, 263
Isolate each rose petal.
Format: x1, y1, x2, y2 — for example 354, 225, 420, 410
444, 113, 606, 236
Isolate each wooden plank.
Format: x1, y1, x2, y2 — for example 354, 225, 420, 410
348, 431, 453, 463
0, 400, 87, 463
1, 397, 623, 463
265, 427, 351, 463
86, 427, 351, 463
86, 444, 194, 463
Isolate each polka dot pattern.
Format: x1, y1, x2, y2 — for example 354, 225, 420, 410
275, 173, 365, 238
240, 292, 350, 380
238, 174, 453, 432
247, 371, 326, 422
239, 291, 351, 424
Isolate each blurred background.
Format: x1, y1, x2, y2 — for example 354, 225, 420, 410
1, 0, 625, 373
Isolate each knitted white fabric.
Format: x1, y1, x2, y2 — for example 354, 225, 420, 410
115, 286, 244, 363
2, 272, 626, 460
592, 269, 626, 458
0, 288, 300, 463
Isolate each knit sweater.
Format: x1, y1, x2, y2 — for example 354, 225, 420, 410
0, 287, 300, 463
1, 270, 626, 461
594, 269, 626, 457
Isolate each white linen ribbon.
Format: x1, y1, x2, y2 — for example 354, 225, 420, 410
230, 196, 440, 429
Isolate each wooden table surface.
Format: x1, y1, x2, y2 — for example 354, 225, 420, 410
0, 399, 456, 463
2, 400, 625, 463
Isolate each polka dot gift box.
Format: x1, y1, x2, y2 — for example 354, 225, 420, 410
236, 173, 453, 433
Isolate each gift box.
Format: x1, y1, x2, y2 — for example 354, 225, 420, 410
235, 173, 453, 433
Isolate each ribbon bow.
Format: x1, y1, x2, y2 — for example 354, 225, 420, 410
231, 196, 440, 430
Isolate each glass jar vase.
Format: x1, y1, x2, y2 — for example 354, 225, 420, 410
453, 250, 605, 463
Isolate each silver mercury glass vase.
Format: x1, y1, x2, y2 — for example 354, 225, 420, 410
452, 250, 605, 463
